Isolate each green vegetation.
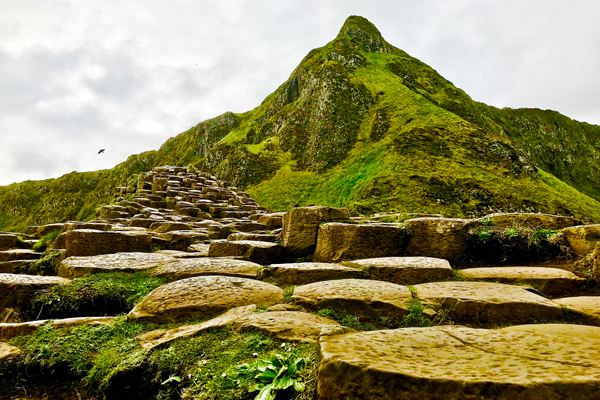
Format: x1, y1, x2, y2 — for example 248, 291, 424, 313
26, 272, 167, 320
20, 249, 65, 275
32, 230, 61, 252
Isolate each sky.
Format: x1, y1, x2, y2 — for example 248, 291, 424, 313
1, 0, 599, 186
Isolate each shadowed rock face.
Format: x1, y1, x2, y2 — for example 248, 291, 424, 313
317, 325, 600, 400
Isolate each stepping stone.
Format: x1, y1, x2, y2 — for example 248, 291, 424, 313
150, 222, 195, 233
0, 249, 43, 262
0, 260, 34, 274
0, 317, 114, 340
151, 257, 262, 281
137, 305, 257, 350
0, 342, 20, 362
314, 223, 409, 262
414, 281, 564, 324
208, 240, 283, 265
282, 206, 350, 257
64, 229, 152, 257
405, 218, 472, 263
128, 276, 283, 323
554, 297, 600, 326
229, 221, 268, 233
292, 279, 412, 319
346, 257, 452, 285
261, 262, 366, 285
460, 266, 585, 295
482, 213, 581, 229
0, 274, 70, 309
233, 311, 341, 343
0, 234, 19, 249
228, 232, 279, 243
58, 252, 174, 278
318, 324, 600, 400
562, 224, 600, 256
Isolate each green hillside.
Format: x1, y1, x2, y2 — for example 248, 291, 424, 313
2, 15, 600, 231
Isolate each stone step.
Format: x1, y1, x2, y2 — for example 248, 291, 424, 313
261, 262, 366, 285
317, 324, 600, 399
0, 273, 70, 310
0, 249, 43, 262
554, 296, 600, 326
207, 240, 283, 265
345, 257, 453, 285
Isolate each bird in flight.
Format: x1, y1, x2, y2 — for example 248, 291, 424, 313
98, 149, 105, 154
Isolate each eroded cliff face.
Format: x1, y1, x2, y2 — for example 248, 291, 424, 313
2, 15, 600, 231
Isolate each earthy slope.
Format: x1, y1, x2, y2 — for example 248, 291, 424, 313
1, 15, 600, 231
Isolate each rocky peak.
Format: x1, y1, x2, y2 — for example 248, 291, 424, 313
336, 15, 392, 53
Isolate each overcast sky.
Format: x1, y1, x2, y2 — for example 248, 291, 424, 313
1, 0, 599, 186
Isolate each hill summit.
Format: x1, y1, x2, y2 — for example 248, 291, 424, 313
1, 15, 600, 230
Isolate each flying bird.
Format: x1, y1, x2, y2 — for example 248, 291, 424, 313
98, 149, 105, 154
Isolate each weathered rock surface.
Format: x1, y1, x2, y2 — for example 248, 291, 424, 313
414, 281, 564, 324
64, 222, 112, 231
137, 305, 256, 350
292, 279, 411, 319
0, 342, 20, 362
0, 274, 70, 309
317, 324, 600, 399
0, 234, 19, 249
58, 252, 175, 278
346, 257, 452, 285
128, 276, 283, 323
0, 249, 43, 262
313, 223, 409, 262
460, 266, 585, 295
405, 218, 472, 263
0, 260, 33, 274
0, 317, 114, 340
554, 297, 600, 326
207, 240, 283, 265
482, 213, 581, 229
227, 232, 279, 243
282, 206, 350, 257
233, 311, 341, 343
261, 262, 366, 285
64, 229, 152, 257
151, 257, 262, 280
562, 224, 600, 256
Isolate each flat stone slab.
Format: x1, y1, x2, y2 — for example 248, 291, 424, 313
208, 240, 283, 265
137, 305, 256, 350
414, 281, 564, 324
318, 324, 600, 399
261, 262, 366, 285
64, 229, 152, 257
460, 266, 585, 295
187, 243, 210, 255
233, 311, 341, 343
346, 257, 452, 285
0, 342, 20, 362
554, 297, 600, 326
292, 279, 412, 319
228, 232, 279, 243
0, 260, 34, 274
0, 234, 19, 249
0, 317, 114, 340
128, 276, 283, 323
0, 249, 43, 262
0, 274, 70, 309
58, 252, 175, 278
151, 257, 262, 281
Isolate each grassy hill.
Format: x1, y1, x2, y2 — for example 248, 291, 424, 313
2, 15, 600, 231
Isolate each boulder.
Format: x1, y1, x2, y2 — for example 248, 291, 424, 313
233, 311, 341, 343
460, 266, 585, 296
261, 262, 366, 285
64, 229, 152, 257
313, 223, 409, 262
346, 257, 453, 285
562, 225, 600, 256
317, 324, 600, 400
282, 206, 350, 257
414, 281, 564, 324
482, 213, 581, 230
151, 257, 262, 281
405, 218, 472, 263
257, 212, 286, 230
58, 252, 174, 278
292, 279, 412, 319
128, 276, 283, 323
554, 297, 600, 326
137, 305, 256, 350
0, 274, 70, 309
208, 240, 283, 265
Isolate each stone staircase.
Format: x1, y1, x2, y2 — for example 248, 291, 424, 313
1, 166, 600, 399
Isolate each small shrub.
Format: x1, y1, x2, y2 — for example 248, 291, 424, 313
400, 299, 433, 328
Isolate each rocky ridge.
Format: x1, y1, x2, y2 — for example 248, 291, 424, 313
0, 165, 600, 399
